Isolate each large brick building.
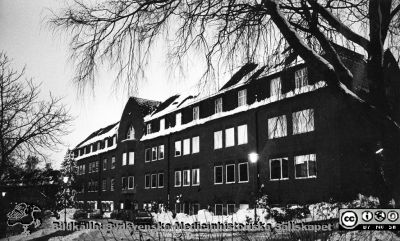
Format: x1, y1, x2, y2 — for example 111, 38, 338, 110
73, 49, 400, 215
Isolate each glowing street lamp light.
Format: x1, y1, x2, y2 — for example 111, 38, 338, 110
1, 191, 6, 197
63, 176, 69, 184
248, 152, 259, 163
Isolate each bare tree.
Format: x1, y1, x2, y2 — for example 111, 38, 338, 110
49, 0, 400, 204
0, 52, 73, 182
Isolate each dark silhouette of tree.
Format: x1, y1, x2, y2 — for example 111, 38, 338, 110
0, 52, 73, 184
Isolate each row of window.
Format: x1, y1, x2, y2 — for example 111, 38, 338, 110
174, 136, 200, 157
145, 145, 165, 162
76, 135, 117, 157
270, 154, 317, 180
214, 162, 249, 184
268, 109, 314, 139
214, 124, 248, 149
145, 173, 164, 189
174, 168, 200, 187
87, 180, 98, 192
77, 165, 85, 175
88, 161, 99, 173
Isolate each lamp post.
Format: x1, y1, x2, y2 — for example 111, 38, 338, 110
248, 152, 259, 224
63, 176, 69, 226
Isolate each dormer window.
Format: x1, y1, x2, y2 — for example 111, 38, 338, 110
127, 125, 135, 140
295, 68, 308, 89
215, 97, 223, 114
97, 142, 101, 150
146, 123, 152, 134
238, 89, 247, 107
160, 118, 165, 131
193, 106, 199, 120
176, 113, 182, 126
270, 77, 281, 97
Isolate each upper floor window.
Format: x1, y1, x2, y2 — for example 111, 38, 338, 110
128, 152, 135, 165
121, 177, 127, 190
295, 154, 317, 179
192, 168, 200, 186
183, 169, 191, 186
293, 109, 314, 134
193, 106, 200, 120
268, 115, 287, 139
226, 164, 235, 184
225, 128, 235, 147
174, 171, 182, 187
103, 159, 107, 171
270, 157, 289, 181
160, 118, 165, 131
183, 138, 190, 155
112, 136, 116, 145
176, 112, 182, 126
97, 142, 101, 150
122, 153, 127, 166
152, 147, 158, 161
145, 174, 150, 189
128, 176, 134, 189
270, 77, 281, 97
105, 139, 108, 147
127, 125, 135, 140
158, 145, 165, 160
214, 166, 223, 184
145, 148, 151, 162
158, 173, 164, 188
111, 156, 116, 169
238, 162, 249, 183
146, 123, 152, 134
237, 124, 248, 145
110, 178, 115, 191
238, 89, 247, 107
151, 174, 157, 188
175, 141, 182, 156
295, 68, 308, 89
192, 136, 200, 153
215, 97, 223, 114
214, 131, 223, 149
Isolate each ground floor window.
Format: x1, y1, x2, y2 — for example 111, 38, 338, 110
190, 203, 200, 215
101, 201, 114, 212
214, 204, 224, 215
88, 201, 97, 210
143, 203, 152, 211
227, 204, 235, 214
120, 202, 124, 210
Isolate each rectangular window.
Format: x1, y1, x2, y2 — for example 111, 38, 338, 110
192, 168, 200, 186
128, 152, 134, 165
270, 77, 281, 97
152, 147, 158, 161
158, 145, 165, 160
215, 98, 223, 114
226, 164, 235, 183
146, 123, 152, 134
158, 173, 164, 188
214, 131, 223, 149
215, 204, 223, 215
110, 178, 115, 191
238, 162, 249, 182
227, 204, 236, 215
237, 124, 248, 145
88, 163, 92, 173
174, 171, 182, 187
160, 118, 165, 131
268, 115, 287, 139
97, 142, 101, 151
145, 148, 151, 162
175, 141, 181, 156
238, 89, 247, 106
293, 109, 315, 134
128, 176, 134, 189
295, 154, 317, 178
151, 174, 157, 188
214, 166, 223, 184
295, 68, 308, 89
103, 159, 108, 171
270, 158, 289, 180
183, 169, 190, 186
183, 138, 190, 155
122, 153, 127, 166
225, 128, 235, 147
102, 179, 107, 191
192, 136, 200, 153
121, 177, 127, 190
145, 175, 150, 189
176, 112, 182, 126
111, 156, 115, 169
193, 106, 200, 120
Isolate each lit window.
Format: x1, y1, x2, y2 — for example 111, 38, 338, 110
193, 106, 200, 120
103, 159, 108, 171
121, 177, 127, 190
128, 176, 134, 189
268, 115, 287, 139
270, 158, 289, 180
183, 170, 191, 186
146, 123, 152, 134
176, 112, 182, 126
192, 136, 199, 153
270, 77, 281, 97
225, 128, 235, 147
183, 138, 190, 155
151, 174, 157, 188
158, 145, 165, 160
127, 125, 135, 139
215, 98, 223, 114
145, 148, 151, 162
192, 168, 200, 186
295, 68, 308, 89
214, 166, 223, 184
175, 141, 181, 156
293, 109, 314, 134
295, 154, 317, 178
111, 156, 115, 169
237, 124, 248, 145
110, 179, 115, 191
160, 118, 165, 131
238, 89, 247, 106
174, 171, 182, 187
128, 152, 134, 165
214, 131, 223, 149
122, 153, 127, 166
152, 147, 158, 161
226, 164, 235, 183
238, 162, 249, 182
158, 173, 164, 188
145, 174, 150, 189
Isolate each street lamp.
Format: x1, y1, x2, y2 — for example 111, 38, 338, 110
63, 176, 69, 226
1, 192, 5, 198
248, 152, 259, 224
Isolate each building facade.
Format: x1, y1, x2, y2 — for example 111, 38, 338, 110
74, 50, 398, 215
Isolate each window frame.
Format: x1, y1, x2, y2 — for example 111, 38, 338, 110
294, 154, 317, 179
214, 166, 223, 185
146, 123, 152, 134
237, 124, 248, 145
183, 138, 191, 155
128, 152, 134, 165
268, 115, 288, 139
160, 118, 165, 131
121, 177, 127, 190
145, 174, 150, 189
151, 174, 157, 189
111, 156, 116, 169
292, 109, 315, 135
214, 131, 223, 149
270, 77, 282, 97
176, 112, 182, 126
295, 68, 308, 89
226, 164, 236, 184
126, 125, 135, 140
215, 204, 223, 216
158, 173, 164, 188
174, 170, 182, 187
103, 159, 108, 171
182, 169, 191, 186
192, 168, 200, 186
269, 157, 289, 181
238, 162, 249, 183
152, 147, 158, 161
128, 176, 134, 189
175, 141, 182, 157
225, 127, 235, 147
192, 136, 200, 153
145, 148, 151, 162
158, 145, 165, 160
238, 89, 247, 107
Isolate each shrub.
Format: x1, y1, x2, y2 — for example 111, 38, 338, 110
270, 205, 310, 222
73, 209, 88, 220
89, 210, 102, 219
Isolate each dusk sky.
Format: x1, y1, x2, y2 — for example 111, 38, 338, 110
0, 0, 216, 168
